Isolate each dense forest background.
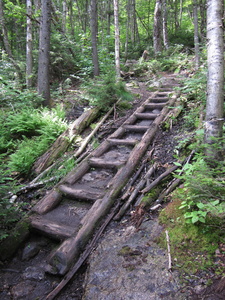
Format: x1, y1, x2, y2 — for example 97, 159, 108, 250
0, 0, 225, 277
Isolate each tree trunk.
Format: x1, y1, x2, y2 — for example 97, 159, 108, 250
193, 0, 200, 70
37, 0, 51, 106
204, 0, 224, 161
162, 0, 169, 49
113, 0, 121, 79
62, 0, 67, 33
153, 0, 162, 55
26, 0, 33, 88
90, 0, 100, 77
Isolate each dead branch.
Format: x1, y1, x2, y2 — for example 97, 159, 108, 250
141, 165, 178, 194
114, 162, 158, 220
165, 230, 172, 271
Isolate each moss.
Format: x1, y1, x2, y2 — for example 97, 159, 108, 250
157, 198, 225, 274
140, 187, 161, 207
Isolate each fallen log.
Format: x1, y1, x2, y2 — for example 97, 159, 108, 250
33, 107, 100, 174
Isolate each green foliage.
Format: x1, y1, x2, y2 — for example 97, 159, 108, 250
158, 199, 225, 274
1, 106, 68, 176
8, 136, 50, 176
83, 72, 133, 112
174, 156, 225, 225
0, 168, 22, 241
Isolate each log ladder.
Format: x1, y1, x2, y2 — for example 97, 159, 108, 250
30, 75, 181, 276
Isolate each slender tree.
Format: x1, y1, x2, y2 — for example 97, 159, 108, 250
193, 0, 200, 70
37, 0, 51, 106
90, 0, 100, 77
153, 0, 162, 55
162, 0, 169, 49
204, 0, 224, 161
113, 0, 120, 79
26, 0, 33, 88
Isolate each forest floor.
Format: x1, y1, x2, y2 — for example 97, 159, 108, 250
0, 72, 225, 299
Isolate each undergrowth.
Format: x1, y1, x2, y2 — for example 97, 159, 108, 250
83, 71, 133, 111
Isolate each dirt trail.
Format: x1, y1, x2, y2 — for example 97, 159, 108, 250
0, 73, 193, 300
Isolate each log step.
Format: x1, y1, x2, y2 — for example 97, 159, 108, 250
123, 124, 149, 132
108, 138, 138, 146
59, 184, 104, 201
135, 112, 159, 120
150, 97, 169, 103
89, 157, 126, 169
30, 215, 75, 240
156, 91, 171, 96
144, 103, 165, 109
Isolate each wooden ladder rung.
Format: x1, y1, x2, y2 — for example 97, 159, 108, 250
135, 112, 159, 120
59, 184, 103, 201
150, 97, 169, 103
144, 103, 165, 109
89, 157, 126, 168
30, 215, 75, 240
107, 138, 138, 146
123, 124, 149, 132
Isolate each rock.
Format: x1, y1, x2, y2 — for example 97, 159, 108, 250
11, 281, 36, 299
83, 219, 189, 299
22, 242, 41, 261
22, 266, 45, 281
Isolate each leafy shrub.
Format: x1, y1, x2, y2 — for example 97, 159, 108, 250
84, 72, 133, 111
174, 155, 225, 224
8, 136, 50, 176
2, 106, 68, 176
5, 109, 44, 138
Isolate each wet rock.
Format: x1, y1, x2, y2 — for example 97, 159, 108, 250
22, 242, 41, 261
22, 239, 48, 261
83, 219, 189, 300
11, 281, 36, 299
22, 266, 45, 281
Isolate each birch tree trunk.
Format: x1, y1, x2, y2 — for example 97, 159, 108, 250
162, 0, 169, 49
26, 0, 33, 88
204, 0, 224, 161
193, 0, 200, 70
153, 0, 162, 55
90, 0, 100, 77
113, 0, 121, 79
37, 0, 51, 106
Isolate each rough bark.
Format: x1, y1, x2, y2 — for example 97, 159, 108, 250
204, 0, 224, 161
